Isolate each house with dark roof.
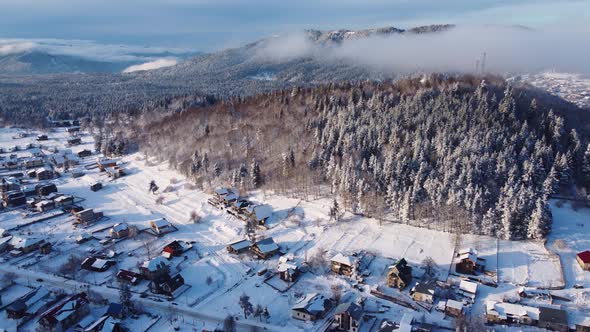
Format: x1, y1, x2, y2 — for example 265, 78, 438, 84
227, 239, 252, 254
141, 256, 171, 281
6, 286, 51, 319
291, 293, 331, 321
251, 238, 280, 259
410, 280, 436, 304
577, 251, 590, 271
116, 269, 142, 285
38, 292, 90, 332
334, 302, 363, 332
105, 302, 123, 319
387, 258, 412, 290
149, 273, 185, 297
456, 248, 481, 275
81, 257, 115, 272
538, 307, 568, 332
85, 316, 123, 332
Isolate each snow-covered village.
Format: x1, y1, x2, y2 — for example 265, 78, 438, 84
1, 2, 590, 332
0, 110, 589, 332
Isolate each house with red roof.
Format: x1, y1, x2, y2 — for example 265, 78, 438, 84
577, 250, 590, 271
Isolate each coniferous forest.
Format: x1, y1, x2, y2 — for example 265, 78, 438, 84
134, 75, 590, 240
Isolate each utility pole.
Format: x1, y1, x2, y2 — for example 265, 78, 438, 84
481, 52, 487, 74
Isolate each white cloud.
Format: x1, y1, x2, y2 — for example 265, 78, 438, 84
0, 41, 35, 55
0, 38, 193, 62
256, 25, 590, 74
122, 58, 178, 73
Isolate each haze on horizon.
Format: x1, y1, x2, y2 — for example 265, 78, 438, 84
0, 0, 588, 52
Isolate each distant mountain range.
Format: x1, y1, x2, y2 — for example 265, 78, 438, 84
6, 24, 576, 126
0, 25, 452, 76
303, 24, 453, 44
0, 49, 199, 75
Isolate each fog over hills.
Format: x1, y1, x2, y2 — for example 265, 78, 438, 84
0, 39, 198, 75
0, 24, 588, 125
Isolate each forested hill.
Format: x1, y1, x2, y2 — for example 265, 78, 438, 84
134, 75, 590, 240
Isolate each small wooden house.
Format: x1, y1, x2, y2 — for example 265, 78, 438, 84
9, 236, 45, 253
3, 190, 26, 207
24, 157, 44, 169
150, 218, 175, 235
1, 178, 21, 193
35, 200, 55, 212
445, 299, 463, 317
36, 183, 58, 196
387, 258, 412, 289
292, 293, 330, 321
577, 251, 590, 271
116, 269, 142, 285
36, 134, 48, 141
81, 257, 115, 272
40, 242, 52, 254
456, 248, 480, 275
140, 256, 171, 281
162, 240, 192, 258
485, 301, 539, 325
65, 126, 81, 134
75, 208, 99, 224
6, 286, 50, 319
77, 149, 92, 158
67, 137, 82, 146
105, 166, 125, 179
411, 281, 436, 304
331, 253, 357, 276
246, 204, 273, 225
97, 158, 117, 171
38, 293, 89, 332
226, 239, 252, 254
76, 232, 93, 244
109, 223, 130, 239
251, 237, 280, 259
334, 302, 363, 332
278, 262, 299, 283
149, 273, 185, 297
458, 280, 478, 302
54, 195, 74, 207
36, 168, 54, 181
50, 155, 66, 168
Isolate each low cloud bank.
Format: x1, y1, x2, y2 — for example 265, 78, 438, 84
0, 38, 192, 63
122, 58, 178, 73
257, 25, 590, 74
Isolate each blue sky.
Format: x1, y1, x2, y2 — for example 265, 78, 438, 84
0, 0, 588, 51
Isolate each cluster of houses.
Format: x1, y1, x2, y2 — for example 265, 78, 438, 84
35, 292, 125, 332
227, 237, 281, 260
96, 157, 125, 179
209, 187, 273, 227
0, 229, 51, 257
485, 300, 571, 332
112, 240, 192, 297
140, 256, 186, 297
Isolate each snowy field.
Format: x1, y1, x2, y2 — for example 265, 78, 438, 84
2, 127, 590, 331
498, 240, 562, 289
